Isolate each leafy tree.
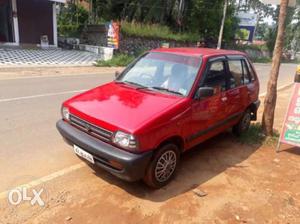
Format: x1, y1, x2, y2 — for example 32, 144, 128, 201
58, 3, 89, 37
187, 0, 238, 44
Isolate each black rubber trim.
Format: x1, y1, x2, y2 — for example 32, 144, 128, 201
250, 100, 260, 120
253, 100, 260, 110
56, 120, 153, 182
186, 112, 242, 142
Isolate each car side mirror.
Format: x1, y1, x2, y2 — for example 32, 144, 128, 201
115, 71, 121, 79
195, 87, 214, 99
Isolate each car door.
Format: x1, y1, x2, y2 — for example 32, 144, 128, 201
187, 57, 228, 147
225, 57, 249, 118
242, 58, 259, 103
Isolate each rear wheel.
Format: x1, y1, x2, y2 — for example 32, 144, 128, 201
233, 109, 251, 136
143, 144, 180, 188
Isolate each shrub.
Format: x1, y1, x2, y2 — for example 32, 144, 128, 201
58, 3, 89, 37
252, 57, 272, 63
95, 54, 135, 67
121, 21, 199, 42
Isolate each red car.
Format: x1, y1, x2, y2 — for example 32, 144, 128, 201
57, 48, 260, 188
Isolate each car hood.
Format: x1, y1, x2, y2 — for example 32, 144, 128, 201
65, 82, 184, 133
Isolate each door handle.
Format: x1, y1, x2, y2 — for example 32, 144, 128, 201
221, 97, 227, 102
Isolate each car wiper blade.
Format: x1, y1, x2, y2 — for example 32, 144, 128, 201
125, 81, 146, 88
115, 80, 147, 89
151, 86, 183, 96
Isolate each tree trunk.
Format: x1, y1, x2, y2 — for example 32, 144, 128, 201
217, 0, 228, 49
262, 0, 289, 136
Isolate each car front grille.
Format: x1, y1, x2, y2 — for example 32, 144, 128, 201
69, 114, 113, 142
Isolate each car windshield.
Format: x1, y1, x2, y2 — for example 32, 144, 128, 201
116, 52, 202, 96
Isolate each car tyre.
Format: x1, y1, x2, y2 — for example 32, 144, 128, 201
233, 109, 251, 136
143, 143, 180, 188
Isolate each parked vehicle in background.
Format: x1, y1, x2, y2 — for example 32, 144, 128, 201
57, 48, 260, 188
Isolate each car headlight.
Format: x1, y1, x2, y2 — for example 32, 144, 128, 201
61, 106, 70, 121
112, 131, 137, 150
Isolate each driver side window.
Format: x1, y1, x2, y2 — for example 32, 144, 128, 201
203, 60, 226, 93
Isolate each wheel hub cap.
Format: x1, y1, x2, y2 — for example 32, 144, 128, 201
155, 150, 177, 183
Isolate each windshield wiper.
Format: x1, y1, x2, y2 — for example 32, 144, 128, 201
115, 80, 147, 89
151, 86, 183, 96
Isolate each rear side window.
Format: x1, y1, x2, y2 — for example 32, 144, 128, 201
228, 58, 255, 87
245, 59, 256, 81
228, 60, 243, 88
242, 60, 251, 84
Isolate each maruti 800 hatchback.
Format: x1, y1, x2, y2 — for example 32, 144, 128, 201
57, 48, 260, 188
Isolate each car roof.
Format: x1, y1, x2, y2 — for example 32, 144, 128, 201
150, 47, 246, 58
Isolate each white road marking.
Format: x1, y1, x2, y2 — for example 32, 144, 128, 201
0, 72, 114, 81
0, 89, 87, 103
0, 162, 86, 200
259, 83, 294, 97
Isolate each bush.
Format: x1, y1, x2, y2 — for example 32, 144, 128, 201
95, 54, 135, 67
252, 57, 272, 63
58, 3, 89, 37
121, 21, 199, 42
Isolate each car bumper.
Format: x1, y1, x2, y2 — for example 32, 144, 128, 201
253, 100, 261, 109
56, 120, 153, 182
251, 100, 261, 120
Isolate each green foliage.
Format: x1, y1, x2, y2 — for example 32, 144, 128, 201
264, 26, 277, 54
252, 57, 272, 63
236, 29, 250, 40
90, 0, 239, 45
95, 54, 135, 67
187, 0, 239, 44
121, 21, 199, 42
238, 123, 279, 147
58, 3, 89, 37
59, 0, 299, 50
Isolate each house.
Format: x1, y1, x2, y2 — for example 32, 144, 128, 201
0, 0, 65, 47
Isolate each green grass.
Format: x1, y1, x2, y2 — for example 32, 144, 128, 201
121, 21, 199, 42
252, 57, 272, 63
95, 54, 135, 67
238, 123, 279, 147
281, 58, 300, 64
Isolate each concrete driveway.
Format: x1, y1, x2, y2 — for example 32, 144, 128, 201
0, 48, 101, 67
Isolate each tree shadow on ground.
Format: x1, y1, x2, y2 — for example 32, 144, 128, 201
91, 131, 261, 202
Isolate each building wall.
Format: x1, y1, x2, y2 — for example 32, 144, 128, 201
17, 0, 53, 45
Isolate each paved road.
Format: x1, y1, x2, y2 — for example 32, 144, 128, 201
0, 63, 297, 193
254, 63, 296, 94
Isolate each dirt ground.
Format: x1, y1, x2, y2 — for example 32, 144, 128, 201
1, 79, 300, 223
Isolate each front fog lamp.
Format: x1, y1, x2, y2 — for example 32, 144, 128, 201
113, 131, 137, 150
62, 107, 70, 121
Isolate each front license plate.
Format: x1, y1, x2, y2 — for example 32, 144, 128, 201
73, 145, 94, 164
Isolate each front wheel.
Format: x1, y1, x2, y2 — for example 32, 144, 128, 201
143, 144, 180, 188
233, 109, 251, 136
